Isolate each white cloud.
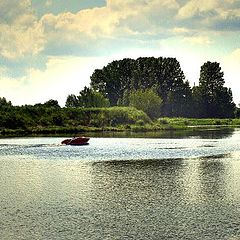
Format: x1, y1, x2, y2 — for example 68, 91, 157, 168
178, 0, 218, 19
183, 35, 213, 45
0, 22, 45, 59
225, 48, 240, 66
221, 48, 240, 104
0, 56, 112, 106
1, 0, 240, 61
172, 27, 189, 34
41, 8, 120, 39
40, 0, 180, 41
177, 0, 240, 32
0, 0, 46, 59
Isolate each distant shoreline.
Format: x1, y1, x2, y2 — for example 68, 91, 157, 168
1, 117, 240, 137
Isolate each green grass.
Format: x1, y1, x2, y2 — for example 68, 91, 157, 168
156, 117, 240, 129
1, 109, 240, 137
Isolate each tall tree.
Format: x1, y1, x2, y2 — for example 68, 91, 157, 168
91, 58, 135, 106
196, 61, 235, 118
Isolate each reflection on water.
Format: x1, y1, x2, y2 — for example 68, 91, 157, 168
85, 127, 235, 139
0, 129, 240, 239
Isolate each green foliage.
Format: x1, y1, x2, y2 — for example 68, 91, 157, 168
193, 61, 235, 118
129, 88, 163, 119
91, 58, 135, 106
157, 117, 237, 128
0, 97, 12, 109
90, 57, 192, 117
235, 107, 240, 118
65, 87, 110, 108
43, 99, 60, 108
77, 107, 151, 127
65, 94, 79, 107
78, 87, 110, 108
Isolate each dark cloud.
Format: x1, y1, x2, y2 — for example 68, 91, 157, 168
212, 17, 240, 31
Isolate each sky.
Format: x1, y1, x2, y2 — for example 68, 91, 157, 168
0, 0, 240, 106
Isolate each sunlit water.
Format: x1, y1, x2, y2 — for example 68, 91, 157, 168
1, 129, 240, 239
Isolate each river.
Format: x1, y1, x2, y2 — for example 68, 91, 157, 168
0, 128, 240, 239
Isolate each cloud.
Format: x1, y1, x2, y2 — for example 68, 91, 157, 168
45, 0, 52, 7
0, 22, 45, 59
183, 35, 213, 45
220, 48, 240, 104
38, 0, 182, 57
0, 56, 112, 106
41, 0, 181, 39
177, 0, 219, 19
223, 48, 240, 70
38, 0, 240, 59
0, 0, 32, 23
177, 0, 240, 32
1, 0, 240, 61
0, 0, 45, 59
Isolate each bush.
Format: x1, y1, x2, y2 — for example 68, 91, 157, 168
129, 88, 163, 119
158, 118, 169, 125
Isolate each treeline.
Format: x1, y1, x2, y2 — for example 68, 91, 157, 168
0, 56, 240, 133
67, 57, 237, 118
0, 97, 150, 132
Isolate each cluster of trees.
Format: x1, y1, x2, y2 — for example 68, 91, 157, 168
0, 97, 150, 131
66, 87, 110, 108
0, 98, 63, 129
67, 57, 236, 118
0, 56, 237, 132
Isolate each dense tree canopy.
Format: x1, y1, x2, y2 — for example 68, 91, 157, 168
90, 58, 236, 118
90, 57, 192, 117
193, 61, 235, 118
65, 87, 110, 108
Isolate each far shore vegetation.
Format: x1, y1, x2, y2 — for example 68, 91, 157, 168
1, 56, 240, 136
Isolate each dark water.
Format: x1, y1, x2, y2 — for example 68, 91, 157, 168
1, 129, 240, 239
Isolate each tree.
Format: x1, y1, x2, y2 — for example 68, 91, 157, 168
78, 87, 110, 108
235, 104, 240, 118
0, 97, 12, 109
129, 88, 163, 119
65, 94, 79, 107
192, 86, 204, 118
90, 57, 191, 117
91, 58, 135, 106
44, 99, 60, 108
196, 61, 235, 118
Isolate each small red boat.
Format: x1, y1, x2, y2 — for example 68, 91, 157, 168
61, 137, 90, 145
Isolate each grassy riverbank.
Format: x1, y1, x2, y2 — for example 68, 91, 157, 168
1, 105, 240, 137
1, 114, 240, 137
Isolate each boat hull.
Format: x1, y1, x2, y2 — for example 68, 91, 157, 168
61, 137, 90, 145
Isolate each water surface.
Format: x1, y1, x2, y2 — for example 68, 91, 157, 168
1, 129, 240, 239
